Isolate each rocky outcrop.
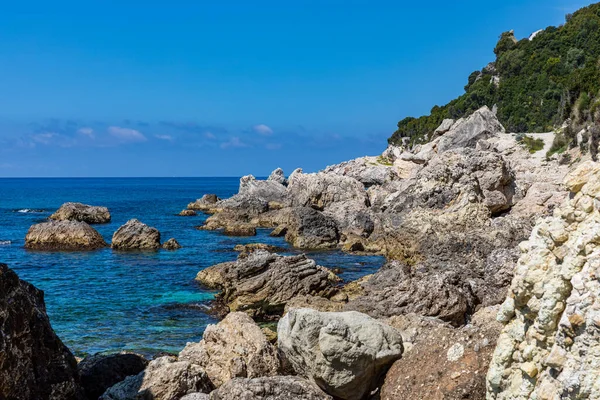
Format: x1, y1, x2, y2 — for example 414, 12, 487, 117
78, 353, 148, 400
268, 168, 288, 186
195, 251, 337, 319
239, 175, 288, 204
281, 207, 340, 249
101, 356, 213, 400
381, 306, 502, 400
487, 161, 600, 400
323, 157, 397, 187
187, 194, 220, 212
437, 106, 505, 153
287, 171, 368, 210
210, 376, 332, 400
0, 263, 84, 400
25, 220, 107, 251
162, 238, 182, 250
111, 219, 161, 250
222, 223, 257, 237
277, 309, 403, 400
179, 312, 281, 387
50, 202, 111, 224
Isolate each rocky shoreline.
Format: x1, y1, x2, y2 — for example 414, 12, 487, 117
2, 106, 600, 399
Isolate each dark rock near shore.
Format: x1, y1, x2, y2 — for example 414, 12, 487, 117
78, 353, 148, 400
162, 238, 182, 250
50, 202, 111, 224
0, 263, 84, 400
111, 219, 161, 250
179, 209, 198, 216
210, 376, 332, 400
281, 207, 340, 249
25, 220, 107, 251
195, 251, 338, 319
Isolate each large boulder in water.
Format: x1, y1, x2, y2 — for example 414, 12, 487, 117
50, 202, 111, 224
101, 356, 213, 400
25, 220, 107, 251
0, 263, 84, 400
210, 376, 332, 400
195, 251, 337, 319
78, 353, 148, 400
277, 308, 404, 400
179, 312, 281, 387
111, 219, 161, 250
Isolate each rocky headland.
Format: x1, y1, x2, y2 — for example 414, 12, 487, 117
6, 100, 600, 399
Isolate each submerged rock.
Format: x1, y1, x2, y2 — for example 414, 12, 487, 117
210, 376, 332, 400
101, 356, 213, 400
277, 308, 403, 400
111, 219, 161, 250
78, 353, 148, 400
179, 312, 281, 387
0, 263, 84, 400
25, 220, 107, 251
162, 238, 182, 250
195, 251, 337, 319
50, 202, 111, 224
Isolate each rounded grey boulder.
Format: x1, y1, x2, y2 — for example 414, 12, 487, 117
111, 219, 161, 250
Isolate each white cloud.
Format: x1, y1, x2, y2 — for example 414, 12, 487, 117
220, 136, 248, 149
253, 124, 273, 136
204, 132, 216, 139
108, 126, 147, 142
77, 127, 94, 138
155, 134, 173, 141
32, 133, 56, 145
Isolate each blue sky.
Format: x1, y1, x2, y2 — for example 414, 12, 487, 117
0, 0, 591, 177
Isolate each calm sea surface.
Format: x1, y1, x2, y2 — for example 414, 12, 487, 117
0, 178, 383, 357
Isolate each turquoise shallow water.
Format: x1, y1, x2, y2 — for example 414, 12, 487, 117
0, 178, 384, 357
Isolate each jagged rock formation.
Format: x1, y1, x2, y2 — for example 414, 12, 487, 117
268, 167, 288, 186
179, 312, 281, 387
277, 309, 403, 400
210, 376, 332, 400
25, 220, 107, 251
0, 263, 84, 400
78, 353, 148, 400
101, 356, 213, 400
111, 219, 161, 250
487, 161, 600, 399
50, 202, 111, 224
196, 251, 337, 319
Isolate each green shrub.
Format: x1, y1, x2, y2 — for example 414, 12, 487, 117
519, 135, 545, 153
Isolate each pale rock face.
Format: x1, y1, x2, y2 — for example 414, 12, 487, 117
487, 161, 600, 400
178, 312, 281, 387
277, 308, 403, 400
437, 106, 505, 153
322, 156, 398, 187
287, 171, 368, 210
434, 118, 455, 136
267, 168, 288, 186
100, 356, 213, 400
239, 174, 288, 204
210, 376, 332, 400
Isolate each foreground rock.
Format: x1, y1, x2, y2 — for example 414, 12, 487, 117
101, 356, 213, 400
381, 307, 502, 400
50, 202, 111, 224
277, 308, 403, 400
0, 263, 83, 399
487, 161, 600, 399
196, 251, 337, 319
78, 353, 148, 400
210, 376, 332, 400
111, 219, 161, 250
179, 312, 281, 387
25, 220, 107, 251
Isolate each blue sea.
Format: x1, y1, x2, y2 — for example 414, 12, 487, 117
0, 178, 383, 357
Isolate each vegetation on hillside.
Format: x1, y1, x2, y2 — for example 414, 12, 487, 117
389, 2, 600, 146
